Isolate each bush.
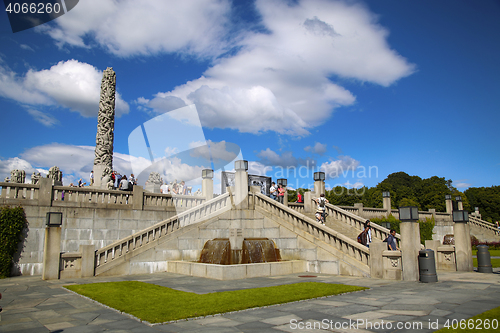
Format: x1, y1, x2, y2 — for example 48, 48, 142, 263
472, 240, 500, 251
0, 206, 27, 278
370, 214, 435, 245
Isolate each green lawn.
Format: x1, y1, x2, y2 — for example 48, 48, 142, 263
472, 249, 500, 257
473, 258, 500, 268
434, 306, 500, 332
65, 281, 367, 323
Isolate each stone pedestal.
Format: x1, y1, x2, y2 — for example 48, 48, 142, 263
383, 197, 391, 215
42, 226, 62, 280
234, 170, 248, 209
202, 178, 213, 201
304, 191, 313, 213
457, 201, 463, 211
354, 203, 363, 216
38, 178, 53, 207
445, 198, 453, 214
314, 180, 325, 196
400, 221, 421, 281
369, 242, 386, 278
454, 221, 473, 271
145, 183, 161, 193
283, 190, 288, 207
93, 164, 106, 188
80, 245, 95, 278
132, 185, 144, 210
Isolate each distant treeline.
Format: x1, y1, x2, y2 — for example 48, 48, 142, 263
287, 171, 500, 223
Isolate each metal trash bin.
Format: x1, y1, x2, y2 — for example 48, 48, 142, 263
477, 245, 493, 273
419, 249, 438, 283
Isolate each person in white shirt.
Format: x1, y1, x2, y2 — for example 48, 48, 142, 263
313, 194, 329, 225
270, 182, 277, 200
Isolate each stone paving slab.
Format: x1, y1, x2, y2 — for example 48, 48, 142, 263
0, 269, 499, 332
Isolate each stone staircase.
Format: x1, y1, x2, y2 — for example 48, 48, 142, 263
303, 212, 361, 241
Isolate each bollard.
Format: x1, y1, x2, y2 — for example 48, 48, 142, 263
477, 245, 493, 273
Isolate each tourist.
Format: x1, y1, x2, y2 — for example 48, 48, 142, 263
357, 226, 369, 246
111, 171, 116, 186
115, 172, 122, 189
496, 221, 500, 230
89, 170, 94, 185
364, 220, 372, 247
270, 182, 277, 200
296, 191, 303, 203
314, 194, 329, 223
78, 178, 86, 187
277, 184, 285, 204
129, 174, 137, 186
118, 175, 129, 190
179, 181, 186, 195
387, 229, 399, 250
315, 210, 325, 225
160, 181, 169, 194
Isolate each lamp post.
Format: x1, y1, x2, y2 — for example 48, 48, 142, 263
234, 160, 249, 209
382, 191, 391, 214
398, 206, 421, 281
445, 194, 453, 214
42, 212, 63, 280
313, 172, 325, 196
453, 210, 473, 271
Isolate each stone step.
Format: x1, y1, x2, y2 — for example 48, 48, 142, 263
304, 213, 362, 241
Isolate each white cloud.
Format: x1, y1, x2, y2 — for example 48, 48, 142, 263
140, 0, 414, 135
304, 142, 327, 155
320, 155, 360, 179
455, 182, 471, 189
0, 60, 129, 118
257, 148, 313, 168
189, 140, 240, 163
42, 0, 415, 135
0, 157, 35, 182
248, 161, 272, 176
40, 0, 232, 58
26, 109, 59, 127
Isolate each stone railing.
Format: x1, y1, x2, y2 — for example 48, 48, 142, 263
381, 250, 402, 280
0, 182, 40, 203
288, 202, 304, 214
0, 182, 207, 211
324, 202, 399, 242
469, 215, 500, 236
53, 186, 133, 207
95, 192, 232, 274
252, 193, 370, 267
143, 192, 205, 210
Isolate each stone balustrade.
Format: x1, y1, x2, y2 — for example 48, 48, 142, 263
95, 192, 232, 275
0, 182, 206, 212
287, 202, 304, 214
143, 192, 205, 210
324, 202, 399, 242
469, 215, 500, 236
252, 193, 370, 267
382, 250, 402, 280
0, 182, 39, 202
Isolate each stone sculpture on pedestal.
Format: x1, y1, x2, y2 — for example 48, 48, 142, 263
145, 172, 162, 193
4, 169, 26, 183
47, 166, 63, 185
93, 67, 116, 188
31, 172, 41, 184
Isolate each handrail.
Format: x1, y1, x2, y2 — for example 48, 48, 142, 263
469, 215, 500, 236
95, 192, 232, 270
252, 193, 370, 266
323, 202, 400, 241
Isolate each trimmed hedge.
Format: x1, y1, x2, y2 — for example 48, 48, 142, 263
0, 206, 27, 278
370, 214, 435, 245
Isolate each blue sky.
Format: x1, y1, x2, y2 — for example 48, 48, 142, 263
0, 0, 499, 193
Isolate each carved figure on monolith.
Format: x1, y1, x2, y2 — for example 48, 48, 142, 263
93, 67, 116, 188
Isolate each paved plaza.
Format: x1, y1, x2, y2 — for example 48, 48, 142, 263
1, 269, 499, 333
